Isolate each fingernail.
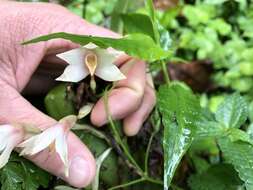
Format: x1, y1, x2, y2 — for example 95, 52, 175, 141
68, 156, 92, 187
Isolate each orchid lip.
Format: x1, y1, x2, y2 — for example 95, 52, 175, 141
85, 52, 98, 76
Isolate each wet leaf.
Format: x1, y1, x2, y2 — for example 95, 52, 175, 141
218, 137, 253, 190
215, 93, 248, 129
158, 82, 202, 189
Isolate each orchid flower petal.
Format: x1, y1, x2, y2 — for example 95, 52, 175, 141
95, 62, 126, 81
95, 49, 126, 81
56, 64, 89, 83
55, 133, 69, 177
56, 48, 85, 65
84, 43, 98, 50
19, 125, 61, 155
0, 143, 14, 168
0, 129, 24, 168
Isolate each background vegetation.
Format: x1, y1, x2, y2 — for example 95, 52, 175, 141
2, 0, 253, 190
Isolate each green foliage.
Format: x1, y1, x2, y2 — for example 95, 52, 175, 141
158, 82, 202, 189
158, 0, 253, 94
23, 32, 170, 62
122, 13, 156, 40
0, 154, 52, 190
44, 83, 76, 120
188, 164, 243, 190
215, 93, 248, 129
218, 138, 253, 189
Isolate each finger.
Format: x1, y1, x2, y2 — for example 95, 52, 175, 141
123, 84, 156, 136
0, 81, 96, 188
91, 59, 146, 126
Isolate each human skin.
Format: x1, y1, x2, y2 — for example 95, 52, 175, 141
0, 1, 156, 188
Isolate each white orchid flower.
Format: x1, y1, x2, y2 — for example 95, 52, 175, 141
18, 115, 77, 177
0, 124, 24, 168
56, 43, 126, 84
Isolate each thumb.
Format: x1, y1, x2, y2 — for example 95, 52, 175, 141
0, 81, 96, 188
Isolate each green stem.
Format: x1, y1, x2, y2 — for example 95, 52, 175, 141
144, 132, 156, 174
104, 90, 143, 175
73, 124, 111, 145
145, 177, 164, 186
161, 60, 170, 84
108, 178, 145, 190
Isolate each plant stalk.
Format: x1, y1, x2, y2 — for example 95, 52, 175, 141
108, 178, 145, 190
161, 60, 170, 84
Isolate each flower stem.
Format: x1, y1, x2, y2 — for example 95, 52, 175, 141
103, 89, 143, 175
161, 60, 170, 84
108, 178, 146, 190
144, 131, 156, 174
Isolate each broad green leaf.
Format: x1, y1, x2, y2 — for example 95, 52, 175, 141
218, 138, 253, 189
44, 84, 76, 120
158, 82, 202, 189
122, 13, 156, 41
0, 154, 52, 190
23, 33, 170, 62
195, 120, 225, 139
215, 93, 248, 128
188, 164, 243, 190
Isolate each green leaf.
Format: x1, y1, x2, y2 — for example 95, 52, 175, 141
122, 13, 156, 41
215, 93, 248, 128
188, 164, 243, 190
218, 137, 253, 189
195, 114, 225, 139
44, 83, 76, 120
0, 154, 52, 190
22, 33, 170, 62
158, 82, 202, 189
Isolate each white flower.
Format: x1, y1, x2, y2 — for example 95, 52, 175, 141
56, 43, 126, 83
0, 124, 24, 168
18, 116, 77, 177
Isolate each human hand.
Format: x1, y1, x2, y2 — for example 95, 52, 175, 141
0, 1, 155, 188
